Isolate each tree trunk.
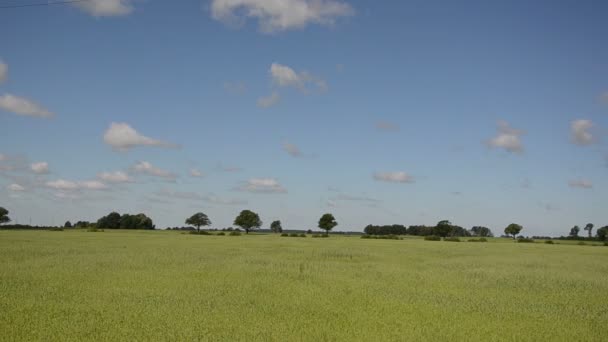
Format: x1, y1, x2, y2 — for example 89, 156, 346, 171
246, 229, 249, 234
197, 225, 200, 233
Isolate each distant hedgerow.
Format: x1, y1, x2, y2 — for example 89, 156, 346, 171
189, 230, 211, 235
517, 238, 535, 243
87, 228, 104, 232
424, 235, 441, 241
229, 231, 242, 236
468, 238, 487, 242
281, 233, 289, 237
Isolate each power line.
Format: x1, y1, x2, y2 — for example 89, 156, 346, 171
0, 0, 89, 9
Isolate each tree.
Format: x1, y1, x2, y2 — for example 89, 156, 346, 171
569, 225, 580, 238
597, 226, 608, 241
584, 223, 594, 239
270, 220, 282, 233
0, 207, 10, 225
504, 223, 523, 239
318, 213, 337, 235
233, 210, 262, 234
471, 226, 493, 237
64, 221, 72, 228
97, 212, 121, 229
434, 220, 452, 237
185, 212, 211, 233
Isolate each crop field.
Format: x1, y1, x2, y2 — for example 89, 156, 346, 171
0, 230, 606, 341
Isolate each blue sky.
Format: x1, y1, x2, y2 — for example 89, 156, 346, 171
1, 0, 607, 235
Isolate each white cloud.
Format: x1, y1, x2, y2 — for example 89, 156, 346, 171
236, 178, 287, 193
190, 169, 204, 178
373, 171, 414, 183
8, 183, 24, 192
568, 179, 592, 189
132, 161, 177, 180
46, 179, 107, 191
97, 171, 131, 183
570, 119, 595, 145
283, 142, 302, 157
103, 122, 177, 151
210, 0, 354, 33
31, 162, 49, 174
0, 94, 53, 118
270, 63, 327, 92
487, 120, 524, 153
73, 0, 133, 17
376, 121, 399, 132
0, 60, 7, 83
257, 92, 280, 108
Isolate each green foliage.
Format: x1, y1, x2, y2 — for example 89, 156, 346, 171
185, 212, 211, 233
468, 238, 488, 242
280, 233, 289, 237
216, 232, 226, 236
569, 225, 580, 237
0, 207, 11, 224
471, 226, 493, 237
517, 238, 534, 243
424, 235, 441, 241
444, 237, 461, 242
584, 223, 594, 238
189, 230, 211, 235
64, 221, 72, 228
97, 212, 154, 229
596, 226, 608, 241
433, 220, 452, 237
270, 220, 283, 233
299, 234, 306, 238
545, 240, 554, 244
504, 223, 523, 239
289, 233, 299, 237
578, 241, 587, 246
318, 213, 337, 234
86, 228, 104, 232
228, 231, 242, 236
233, 210, 262, 234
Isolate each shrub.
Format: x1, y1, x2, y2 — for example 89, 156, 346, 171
299, 233, 306, 238
424, 235, 441, 241
216, 232, 226, 236
289, 233, 299, 237
604, 242, 608, 246
517, 238, 535, 243
444, 237, 461, 242
578, 241, 587, 246
189, 230, 210, 235
468, 238, 487, 242
229, 231, 241, 236
281, 233, 289, 237
544, 240, 554, 244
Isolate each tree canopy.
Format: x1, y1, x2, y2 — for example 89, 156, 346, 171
504, 223, 523, 239
233, 210, 262, 234
433, 220, 452, 237
270, 220, 282, 233
569, 225, 580, 237
318, 213, 337, 234
185, 212, 211, 233
584, 223, 594, 238
0, 207, 10, 224
96, 212, 154, 229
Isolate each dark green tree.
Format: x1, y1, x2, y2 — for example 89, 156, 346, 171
471, 226, 493, 237
569, 225, 580, 237
185, 212, 211, 233
318, 213, 337, 235
233, 210, 262, 234
64, 221, 72, 228
597, 226, 608, 241
434, 220, 452, 237
97, 212, 121, 229
0, 207, 10, 224
504, 223, 523, 239
270, 220, 282, 233
584, 223, 594, 239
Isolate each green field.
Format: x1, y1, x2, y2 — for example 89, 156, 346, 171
1, 230, 606, 341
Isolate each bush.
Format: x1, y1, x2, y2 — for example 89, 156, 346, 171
361, 235, 372, 239
517, 238, 535, 243
289, 233, 299, 237
189, 230, 211, 235
281, 233, 289, 237
216, 232, 226, 236
604, 242, 608, 246
578, 241, 587, 246
544, 240, 554, 244
444, 237, 461, 242
229, 231, 241, 236
468, 238, 487, 242
299, 233, 306, 238
424, 235, 441, 241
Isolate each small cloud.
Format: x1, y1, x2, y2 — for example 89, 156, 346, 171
486, 120, 525, 153
30, 162, 49, 174
236, 178, 287, 193
257, 92, 280, 108
270, 63, 327, 92
190, 168, 204, 178
375, 121, 399, 132
8, 183, 25, 192
103, 122, 177, 151
283, 142, 302, 157
0, 93, 53, 118
73, 0, 133, 17
224, 81, 247, 95
132, 161, 177, 180
97, 171, 132, 183
46, 179, 107, 191
210, 0, 355, 34
570, 119, 595, 145
568, 179, 592, 189
0, 59, 7, 83
373, 171, 414, 183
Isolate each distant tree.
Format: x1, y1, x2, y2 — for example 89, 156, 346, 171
64, 221, 72, 228
318, 213, 337, 235
74, 221, 90, 228
584, 223, 594, 239
569, 225, 580, 238
97, 212, 121, 229
307, 229, 313, 234
434, 220, 452, 237
185, 212, 211, 233
0, 207, 10, 225
504, 223, 523, 239
471, 226, 493, 237
597, 226, 608, 241
233, 210, 262, 234
270, 220, 283, 233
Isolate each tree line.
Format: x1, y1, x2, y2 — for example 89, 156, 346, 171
364, 221, 494, 237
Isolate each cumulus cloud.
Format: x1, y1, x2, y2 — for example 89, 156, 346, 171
0, 94, 53, 118
236, 178, 287, 193
375, 121, 399, 132
190, 168, 204, 178
570, 119, 595, 145
257, 92, 280, 108
103, 122, 177, 151
270, 63, 327, 92
0, 60, 7, 83
97, 171, 131, 183
30, 162, 49, 174
46, 179, 107, 191
210, 0, 354, 33
132, 161, 177, 180
73, 0, 133, 16
487, 120, 525, 153
568, 179, 592, 189
373, 171, 414, 183
283, 142, 302, 157
8, 183, 24, 192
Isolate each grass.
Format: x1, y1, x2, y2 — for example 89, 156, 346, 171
0, 230, 606, 341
